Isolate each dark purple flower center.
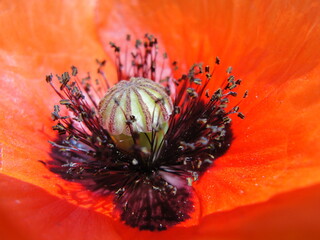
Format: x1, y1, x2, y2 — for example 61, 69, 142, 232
44, 34, 246, 231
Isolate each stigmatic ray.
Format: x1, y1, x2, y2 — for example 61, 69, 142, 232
45, 34, 245, 231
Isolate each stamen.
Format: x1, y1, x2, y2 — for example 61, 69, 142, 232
45, 35, 246, 231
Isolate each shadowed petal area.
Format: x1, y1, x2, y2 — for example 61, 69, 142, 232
1, 174, 320, 239
0, 174, 121, 240
96, 0, 320, 216
0, 0, 116, 202
193, 183, 320, 240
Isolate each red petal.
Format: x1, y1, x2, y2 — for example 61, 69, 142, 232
1, 0, 320, 237
196, 65, 320, 215
2, 174, 320, 239
0, 0, 117, 218
0, 174, 122, 240
194, 183, 320, 239
95, 0, 320, 215
0, 0, 116, 187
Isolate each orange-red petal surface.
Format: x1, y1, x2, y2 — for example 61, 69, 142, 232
0, 0, 115, 193
96, 0, 320, 216
1, 0, 320, 239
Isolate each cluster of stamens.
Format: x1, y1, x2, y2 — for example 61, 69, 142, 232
45, 34, 246, 231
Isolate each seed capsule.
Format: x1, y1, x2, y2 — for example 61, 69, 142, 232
99, 77, 173, 152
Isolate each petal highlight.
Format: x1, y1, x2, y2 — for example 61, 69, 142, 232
0, 0, 115, 204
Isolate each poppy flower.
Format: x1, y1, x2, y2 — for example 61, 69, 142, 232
1, 0, 320, 239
